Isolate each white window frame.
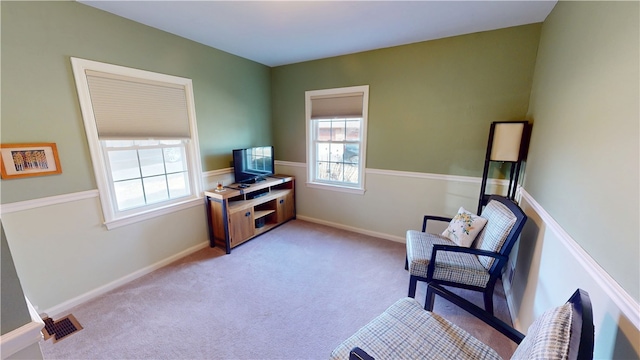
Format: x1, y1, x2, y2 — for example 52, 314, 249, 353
71, 57, 203, 229
305, 85, 369, 194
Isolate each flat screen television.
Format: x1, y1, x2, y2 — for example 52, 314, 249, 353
232, 146, 275, 184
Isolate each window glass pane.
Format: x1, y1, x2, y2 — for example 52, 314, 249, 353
344, 163, 359, 183
316, 161, 330, 181
316, 143, 330, 162
344, 144, 359, 164
345, 120, 360, 141
331, 162, 344, 182
143, 175, 169, 204
316, 121, 331, 141
114, 179, 145, 210
329, 143, 343, 162
139, 148, 165, 177
331, 120, 346, 141
164, 147, 186, 173
108, 150, 140, 181
167, 172, 190, 198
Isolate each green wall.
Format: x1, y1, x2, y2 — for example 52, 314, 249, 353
271, 24, 541, 176
1, 221, 31, 335
525, 1, 639, 301
1, 1, 271, 204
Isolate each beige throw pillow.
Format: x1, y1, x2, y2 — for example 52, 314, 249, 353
442, 207, 488, 247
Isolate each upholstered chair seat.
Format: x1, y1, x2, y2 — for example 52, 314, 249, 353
406, 231, 491, 288
331, 297, 502, 360
330, 287, 594, 360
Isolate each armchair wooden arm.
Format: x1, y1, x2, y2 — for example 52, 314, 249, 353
430, 244, 509, 260
421, 215, 452, 232
426, 283, 525, 343
349, 347, 374, 360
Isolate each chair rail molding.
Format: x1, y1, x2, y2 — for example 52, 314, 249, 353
0, 190, 99, 214
1, 164, 507, 216
201, 167, 233, 180
519, 188, 640, 329
1, 170, 234, 215
278, 160, 511, 185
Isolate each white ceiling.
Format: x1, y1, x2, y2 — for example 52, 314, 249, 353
79, 1, 557, 67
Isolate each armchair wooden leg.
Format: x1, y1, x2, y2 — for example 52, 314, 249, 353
408, 275, 418, 298
483, 291, 494, 316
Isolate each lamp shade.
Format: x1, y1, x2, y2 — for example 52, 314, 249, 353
489, 122, 525, 162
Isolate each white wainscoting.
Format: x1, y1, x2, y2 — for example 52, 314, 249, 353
275, 161, 509, 241
2, 191, 209, 315
504, 189, 639, 358
43, 241, 209, 317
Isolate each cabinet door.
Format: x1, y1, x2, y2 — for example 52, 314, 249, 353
229, 208, 254, 247
277, 191, 295, 223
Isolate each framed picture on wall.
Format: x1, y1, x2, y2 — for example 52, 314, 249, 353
0, 143, 62, 179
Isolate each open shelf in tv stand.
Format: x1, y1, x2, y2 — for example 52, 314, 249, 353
204, 175, 295, 254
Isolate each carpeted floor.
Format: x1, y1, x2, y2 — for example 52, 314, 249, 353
40, 220, 517, 359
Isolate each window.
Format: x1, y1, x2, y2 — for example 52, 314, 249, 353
305, 85, 369, 194
71, 58, 203, 229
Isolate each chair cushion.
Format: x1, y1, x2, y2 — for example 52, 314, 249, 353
330, 297, 502, 360
406, 230, 490, 287
474, 200, 517, 270
442, 207, 488, 247
510, 303, 572, 360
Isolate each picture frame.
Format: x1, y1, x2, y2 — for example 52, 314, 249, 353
0, 143, 62, 179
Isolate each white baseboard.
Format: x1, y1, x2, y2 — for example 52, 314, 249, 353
296, 215, 405, 243
43, 241, 210, 318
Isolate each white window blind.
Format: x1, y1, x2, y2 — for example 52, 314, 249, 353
85, 70, 191, 139
310, 93, 364, 119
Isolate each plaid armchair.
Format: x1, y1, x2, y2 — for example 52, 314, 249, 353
405, 195, 527, 314
330, 287, 594, 360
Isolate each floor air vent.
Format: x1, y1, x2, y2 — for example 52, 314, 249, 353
42, 314, 83, 343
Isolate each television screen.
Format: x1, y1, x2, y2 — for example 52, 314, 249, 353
233, 146, 274, 184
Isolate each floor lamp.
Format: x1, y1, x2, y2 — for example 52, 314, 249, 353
477, 121, 530, 214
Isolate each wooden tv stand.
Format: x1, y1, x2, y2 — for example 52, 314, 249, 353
204, 175, 295, 254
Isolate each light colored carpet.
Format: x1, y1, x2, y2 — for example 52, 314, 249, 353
40, 219, 517, 359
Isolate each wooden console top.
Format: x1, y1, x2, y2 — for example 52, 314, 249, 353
204, 175, 293, 200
